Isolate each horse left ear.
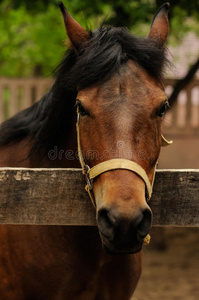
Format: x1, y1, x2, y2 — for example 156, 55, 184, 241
148, 2, 170, 46
58, 1, 90, 50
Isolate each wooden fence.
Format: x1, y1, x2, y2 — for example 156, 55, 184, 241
164, 78, 199, 136
0, 77, 199, 135
0, 168, 199, 226
0, 77, 53, 123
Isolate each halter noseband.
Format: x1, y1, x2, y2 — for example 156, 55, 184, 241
76, 108, 172, 208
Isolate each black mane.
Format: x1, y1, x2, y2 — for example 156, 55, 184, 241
0, 26, 169, 153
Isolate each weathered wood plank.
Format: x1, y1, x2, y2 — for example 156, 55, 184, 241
0, 168, 199, 226
151, 170, 199, 227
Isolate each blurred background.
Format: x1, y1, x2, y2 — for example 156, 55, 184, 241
0, 0, 198, 299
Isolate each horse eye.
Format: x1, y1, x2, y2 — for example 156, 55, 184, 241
157, 102, 169, 117
76, 101, 89, 116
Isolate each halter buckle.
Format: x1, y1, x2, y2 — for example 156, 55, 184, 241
84, 164, 93, 190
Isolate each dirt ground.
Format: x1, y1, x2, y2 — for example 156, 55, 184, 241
132, 227, 199, 300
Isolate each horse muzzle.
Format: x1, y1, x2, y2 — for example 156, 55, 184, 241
97, 205, 152, 255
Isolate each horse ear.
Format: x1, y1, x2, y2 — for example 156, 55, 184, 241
58, 1, 90, 50
148, 2, 170, 46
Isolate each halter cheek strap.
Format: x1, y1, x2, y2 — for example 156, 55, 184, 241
76, 109, 172, 208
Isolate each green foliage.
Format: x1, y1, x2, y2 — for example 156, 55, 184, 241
0, 1, 66, 76
0, 0, 198, 77
169, 5, 199, 44
0, 0, 57, 11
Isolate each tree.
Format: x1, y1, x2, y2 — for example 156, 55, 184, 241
0, 0, 198, 78
168, 58, 199, 107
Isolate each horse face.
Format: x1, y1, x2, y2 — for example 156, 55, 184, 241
59, 2, 170, 254
76, 60, 168, 254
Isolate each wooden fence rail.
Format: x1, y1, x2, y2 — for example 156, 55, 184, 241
0, 168, 199, 226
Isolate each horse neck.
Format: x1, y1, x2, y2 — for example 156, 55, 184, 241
0, 118, 80, 169
31, 116, 80, 168
0, 137, 33, 168
43, 119, 80, 169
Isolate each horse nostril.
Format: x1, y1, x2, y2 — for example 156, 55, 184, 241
97, 209, 116, 241
137, 208, 152, 240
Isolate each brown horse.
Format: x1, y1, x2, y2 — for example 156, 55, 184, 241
0, 2, 170, 299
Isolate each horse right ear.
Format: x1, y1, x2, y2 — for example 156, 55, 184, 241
148, 2, 170, 46
58, 1, 90, 50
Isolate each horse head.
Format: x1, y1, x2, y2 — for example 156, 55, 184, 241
59, 2, 170, 254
